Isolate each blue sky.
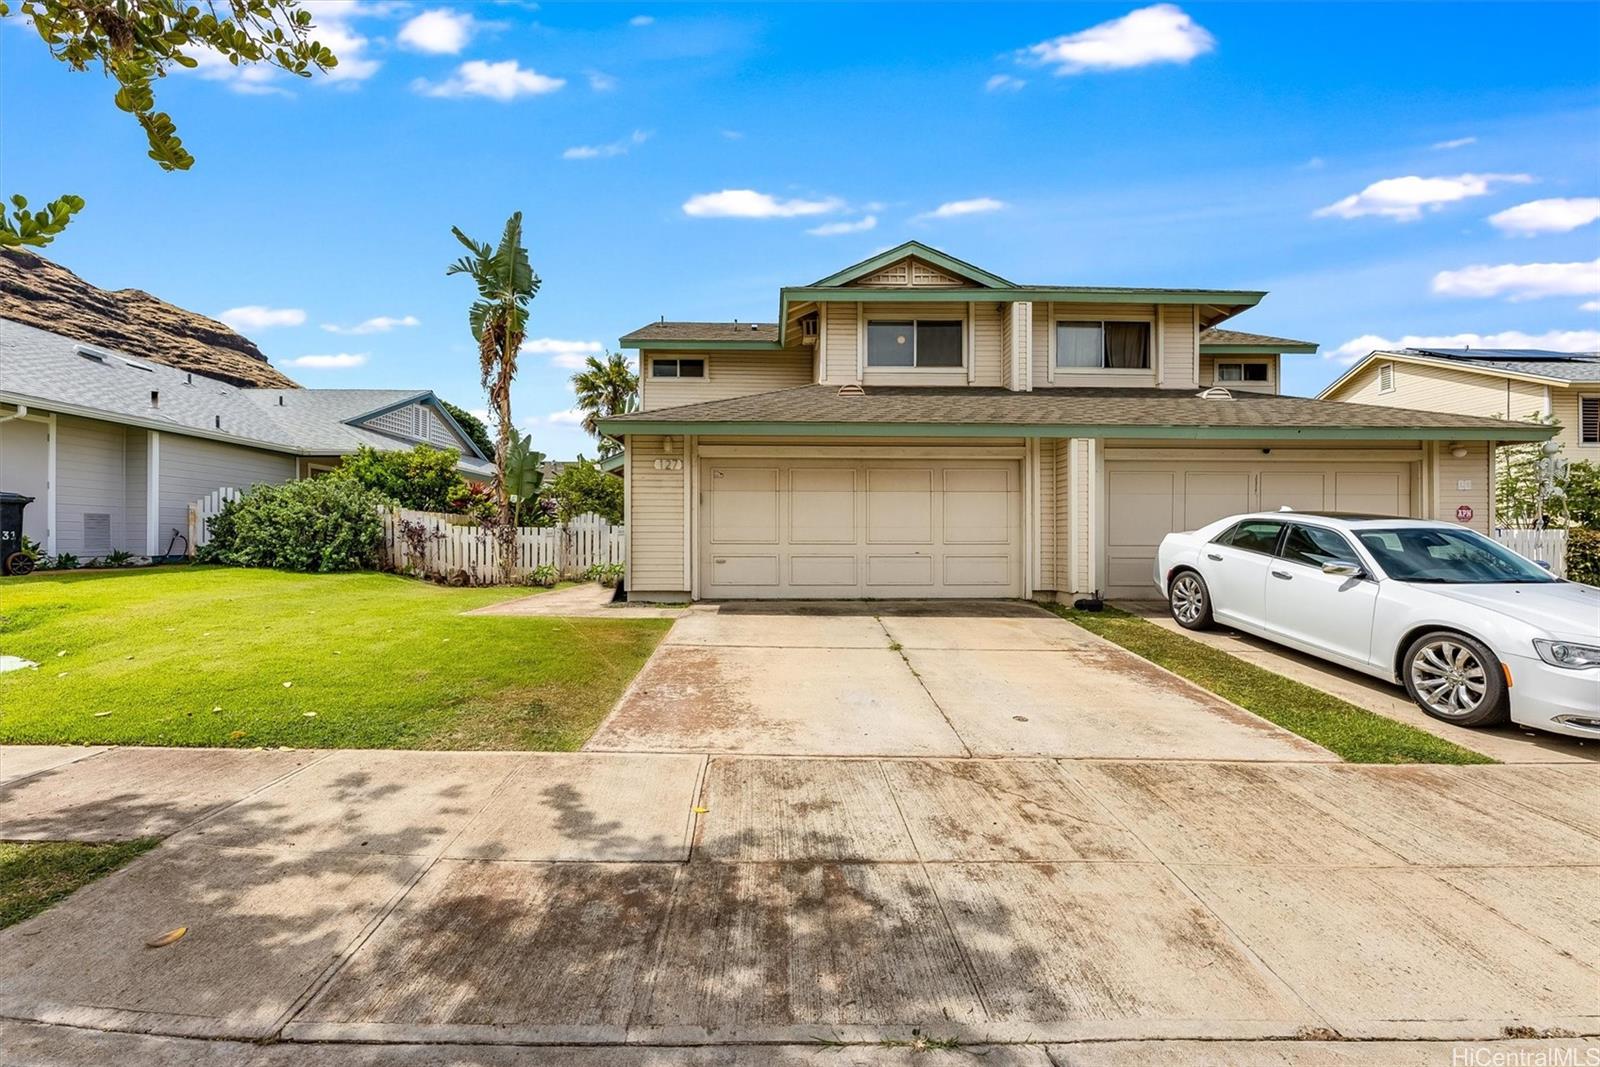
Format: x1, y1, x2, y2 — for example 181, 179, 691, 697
5, 1, 1599, 459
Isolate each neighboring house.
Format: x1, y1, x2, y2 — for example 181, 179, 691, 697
598, 241, 1553, 601
0, 319, 493, 559
1319, 347, 1600, 457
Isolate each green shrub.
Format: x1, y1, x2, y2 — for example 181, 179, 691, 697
200, 478, 385, 573
337, 444, 466, 513
527, 564, 558, 588
1567, 527, 1600, 587
1562, 461, 1600, 528
541, 458, 623, 524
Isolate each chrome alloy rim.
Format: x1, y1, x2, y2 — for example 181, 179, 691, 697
1410, 639, 1489, 717
1171, 574, 1205, 624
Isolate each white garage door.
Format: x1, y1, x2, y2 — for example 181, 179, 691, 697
700, 458, 1022, 599
1103, 461, 1412, 599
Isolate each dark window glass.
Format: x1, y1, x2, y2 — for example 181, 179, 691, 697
1056, 323, 1102, 368
1219, 362, 1269, 383
679, 359, 705, 378
867, 321, 915, 367
1224, 520, 1285, 555
1280, 524, 1358, 568
650, 359, 677, 378
916, 321, 963, 367
1104, 322, 1151, 369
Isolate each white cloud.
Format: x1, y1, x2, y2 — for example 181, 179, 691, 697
808, 215, 878, 237
682, 189, 843, 219
186, 46, 294, 95
1327, 330, 1600, 365
415, 60, 565, 100
1431, 258, 1600, 302
1431, 136, 1477, 150
629, 15, 654, 26
522, 337, 603, 369
184, 2, 381, 92
321, 315, 421, 335
218, 305, 306, 330
586, 69, 617, 91
985, 74, 1025, 92
547, 408, 586, 424
1581, 300, 1600, 313
562, 130, 650, 160
1488, 197, 1600, 236
1021, 4, 1214, 76
398, 9, 474, 54
1313, 173, 1533, 222
720, 129, 744, 140
919, 197, 1007, 220
285, 352, 369, 369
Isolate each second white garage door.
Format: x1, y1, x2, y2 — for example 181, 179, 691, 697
1103, 461, 1413, 599
700, 458, 1022, 599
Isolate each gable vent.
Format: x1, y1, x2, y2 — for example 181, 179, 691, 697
1197, 386, 1234, 401
837, 383, 865, 398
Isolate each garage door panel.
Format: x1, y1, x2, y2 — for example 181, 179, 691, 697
708, 467, 779, 544
1334, 471, 1406, 516
789, 467, 856, 544
944, 555, 1010, 587
790, 555, 857, 587
867, 468, 934, 544
942, 467, 1012, 544
1107, 471, 1177, 548
1182, 471, 1252, 529
710, 554, 780, 587
866, 554, 935, 587
1259, 471, 1327, 514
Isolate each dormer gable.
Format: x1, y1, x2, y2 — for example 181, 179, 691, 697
808, 241, 1013, 290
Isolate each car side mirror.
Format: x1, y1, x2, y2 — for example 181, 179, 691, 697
1322, 560, 1363, 578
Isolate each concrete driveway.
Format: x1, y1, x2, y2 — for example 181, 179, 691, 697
586, 601, 1332, 761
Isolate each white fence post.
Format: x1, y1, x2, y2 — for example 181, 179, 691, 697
187, 487, 241, 554
378, 508, 625, 583
1493, 528, 1568, 578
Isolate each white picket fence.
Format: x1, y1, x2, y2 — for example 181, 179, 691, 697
1493, 528, 1569, 578
380, 508, 625, 584
187, 487, 241, 551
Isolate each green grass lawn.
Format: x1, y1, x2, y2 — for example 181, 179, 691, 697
0, 839, 159, 929
1049, 605, 1495, 765
0, 567, 671, 750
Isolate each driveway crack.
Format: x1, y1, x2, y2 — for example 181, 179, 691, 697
876, 616, 973, 759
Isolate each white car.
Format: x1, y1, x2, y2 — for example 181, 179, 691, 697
1155, 512, 1600, 739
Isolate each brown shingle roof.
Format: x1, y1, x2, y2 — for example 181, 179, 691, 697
602, 384, 1547, 436
621, 321, 778, 344
1200, 328, 1318, 350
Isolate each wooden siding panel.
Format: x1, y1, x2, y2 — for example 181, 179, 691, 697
628, 434, 687, 593
54, 415, 127, 557
157, 434, 296, 545
822, 302, 859, 384
641, 351, 814, 411
1434, 441, 1491, 532
1159, 304, 1198, 390
1054, 439, 1071, 594
1037, 440, 1057, 590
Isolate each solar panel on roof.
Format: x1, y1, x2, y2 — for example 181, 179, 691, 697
1409, 347, 1599, 361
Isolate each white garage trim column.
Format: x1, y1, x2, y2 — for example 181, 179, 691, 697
685, 435, 698, 600
1023, 437, 1036, 598
146, 430, 160, 556
45, 413, 57, 555
1088, 438, 1102, 596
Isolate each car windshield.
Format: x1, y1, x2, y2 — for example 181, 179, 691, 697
1355, 527, 1558, 584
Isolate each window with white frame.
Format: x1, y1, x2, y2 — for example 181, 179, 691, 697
865, 320, 964, 369
1216, 361, 1269, 383
650, 358, 705, 379
1054, 321, 1151, 370
1581, 395, 1599, 445
1378, 363, 1396, 393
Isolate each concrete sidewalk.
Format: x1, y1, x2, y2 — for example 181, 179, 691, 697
1, 745, 1595, 1054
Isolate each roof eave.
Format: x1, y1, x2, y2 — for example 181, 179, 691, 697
1201, 343, 1319, 355
620, 338, 785, 352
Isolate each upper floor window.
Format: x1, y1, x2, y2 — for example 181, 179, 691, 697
866, 320, 963, 369
1581, 395, 1599, 445
651, 358, 705, 379
1217, 361, 1268, 383
1056, 321, 1150, 370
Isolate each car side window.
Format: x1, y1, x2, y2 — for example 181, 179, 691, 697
1280, 524, 1359, 568
1223, 520, 1284, 555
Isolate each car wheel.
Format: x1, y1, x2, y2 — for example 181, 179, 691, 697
1168, 569, 1214, 630
1402, 631, 1509, 728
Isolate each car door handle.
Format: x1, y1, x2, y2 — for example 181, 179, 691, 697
1271, 570, 1292, 580
1206, 553, 1223, 561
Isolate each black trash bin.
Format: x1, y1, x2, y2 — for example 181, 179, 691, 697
1, 492, 36, 576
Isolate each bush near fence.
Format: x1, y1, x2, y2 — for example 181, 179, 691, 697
379, 508, 625, 585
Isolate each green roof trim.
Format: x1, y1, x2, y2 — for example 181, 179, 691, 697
783, 286, 1266, 304
808, 241, 1014, 289
1200, 342, 1320, 355
597, 418, 1551, 443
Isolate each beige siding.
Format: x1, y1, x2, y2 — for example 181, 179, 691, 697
1037, 440, 1057, 590
1552, 388, 1597, 455
847, 256, 968, 288
971, 302, 1004, 386
822, 302, 859, 384
1053, 439, 1071, 594
1432, 441, 1491, 533
1199, 354, 1280, 394
1330, 358, 1558, 425
1070, 438, 1093, 593
998, 304, 1014, 390
1333, 362, 1388, 405
1159, 305, 1198, 390
640, 351, 813, 411
626, 434, 687, 596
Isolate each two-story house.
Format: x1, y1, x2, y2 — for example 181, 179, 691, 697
599, 242, 1553, 601
1318, 346, 1600, 458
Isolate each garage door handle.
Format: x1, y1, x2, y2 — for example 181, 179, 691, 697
1271, 570, 1292, 580
1206, 553, 1223, 561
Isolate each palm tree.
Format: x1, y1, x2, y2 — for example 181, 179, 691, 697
446, 212, 538, 576
571, 351, 638, 457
